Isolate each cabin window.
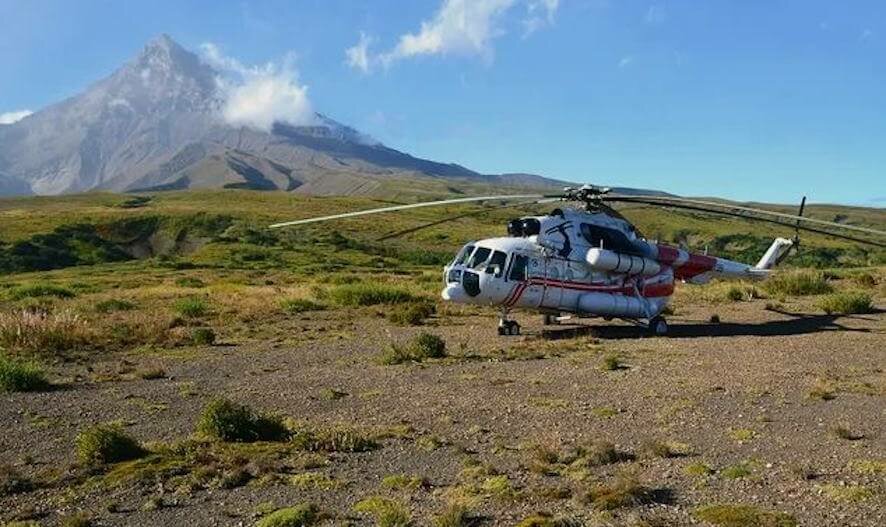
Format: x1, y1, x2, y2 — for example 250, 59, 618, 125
486, 250, 507, 277
509, 254, 528, 281
467, 247, 491, 269
454, 244, 474, 265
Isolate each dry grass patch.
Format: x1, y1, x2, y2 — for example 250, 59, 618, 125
817, 291, 873, 314
581, 471, 650, 510
694, 504, 796, 526
0, 309, 90, 355
354, 496, 411, 527
763, 270, 832, 296
816, 484, 873, 502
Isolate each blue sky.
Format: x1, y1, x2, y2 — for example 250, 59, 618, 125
1, 0, 884, 204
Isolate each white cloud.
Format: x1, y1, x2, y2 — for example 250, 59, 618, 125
347, 0, 560, 71
0, 109, 33, 125
618, 55, 634, 69
523, 0, 559, 36
345, 32, 374, 73
200, 43, 314, 132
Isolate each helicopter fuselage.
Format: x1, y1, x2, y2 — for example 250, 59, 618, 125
441, 207, 787, 333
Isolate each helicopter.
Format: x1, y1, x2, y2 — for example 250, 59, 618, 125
270, 185, 886, 336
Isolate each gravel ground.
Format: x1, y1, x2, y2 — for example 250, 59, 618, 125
1, 299, 884, 526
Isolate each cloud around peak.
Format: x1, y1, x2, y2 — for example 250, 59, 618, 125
0, 110, 33, 125
347, 0, 559, 73
200, 43, 314, 132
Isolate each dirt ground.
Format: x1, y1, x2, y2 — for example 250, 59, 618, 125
2, 299, 884, 526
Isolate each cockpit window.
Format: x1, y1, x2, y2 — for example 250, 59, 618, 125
467, 247, 491, 269
486, 250, 507, 277
454, 244, 474, 265
509, 254, 528, 281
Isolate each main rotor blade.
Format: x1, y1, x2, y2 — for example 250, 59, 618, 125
268, 194, 548, 229
603, 195, 886, 238
603, 196, 886, 247
377, 197, 560, 241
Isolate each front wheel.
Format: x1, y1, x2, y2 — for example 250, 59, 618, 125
649, 316, 668, 336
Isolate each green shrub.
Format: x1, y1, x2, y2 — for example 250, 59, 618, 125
196, 398, 288, 442
256, 504, 319, 527
817, 292, 872, 315
173, 297, 209, 318
582, 472, 649, 510
354, 496, 411, 527
433, 505, 472, 527
600, 353, 623, 371
60, 513, 92, 527
387, 302, 435, 326
379, 333, 446, 364
75, 424, 146, 465
95, 299, 136, 313
191, 327, 216, 345
694, 504, 796, 527
763, 270, 832, 296
174, 277, 206, 288
0, 356, 50, 392
9, 283, 76, 300
328, 283, 415, 307
280, 298, 326, 314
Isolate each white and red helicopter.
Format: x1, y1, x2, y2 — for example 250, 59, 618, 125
271, 185, 885, 336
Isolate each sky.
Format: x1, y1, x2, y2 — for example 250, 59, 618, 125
1, 0, 884, 205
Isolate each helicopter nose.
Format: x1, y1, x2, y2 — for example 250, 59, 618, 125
441, 284, 467, 302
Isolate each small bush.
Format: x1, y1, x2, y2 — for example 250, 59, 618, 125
290, 472, 340, 490
685, 462, 714, 477
191, 327, 216, 345
433, 505, 473, 527
291, 427, 376, 452
572, 440, 627, 467
817, 483, 873, 502
173, 297, 209, 318
257, 504, 319, 527
75, 423, 146, 465
694, 504, 797, 527
639, 439, 687, 458
354, 496, 411, 527
328, 284, 415, 307
582, 472, 649, 510
0, 356, 50, 392
721, 462, 752, 479
600, 353, 624, 371
831, 425, 864, 441
196, 398, 288, 442
763, 270, 832, 296
280, 298, 326, 314
138, 367, 166, 380
60, 513, 92, 527
174, 277, 205, 288
379, 333, 446, 364
382, 474, 424, 491
95, 299, 136, 313
817, 292, 872, 315
0, 465, 33, 496
9, 283, 75, 300
387, 302, 435, 326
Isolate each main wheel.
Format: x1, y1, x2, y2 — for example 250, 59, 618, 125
506, 321, 521, 336
649, 316, 668, 336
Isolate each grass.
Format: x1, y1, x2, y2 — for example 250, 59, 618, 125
728, 428, 756, 442
0, 356, 50, 392
0, 310, 89, 355
639, 439, 688, 458
8, 283, 76, 300
328, 283, 415, 307
831, 424, 864, 441
694, 504, 797, 527
291, 427, 377, 452
137, 367, 166, 380
685, 462, 714, 477
280, 298, 326, 314
379, 332, 446, 364
95, 298, 136, 313
60, 513, 92, 527
0, 465, 33, 496
382, 474, 425, 491
75, 423, 146, 465
849, 459, 886, 474
256, 504, 319, 527
191, 327, 216, 345
433, 505, 473, 527
720, 462, 753, 480
581, 471, 649, 510
289, 472, 340, 490
600, 353, 625, 371
196, 398, 288, 442
174, 276, 206, 288
816, 484, 873, 502
387, 302, 436, 325
173, 297, 210, 318
817, 291, 873, 314
354, 496, 412, 527
763, 270, 832, 296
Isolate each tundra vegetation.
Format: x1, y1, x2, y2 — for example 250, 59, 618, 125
0, 190, 883, 525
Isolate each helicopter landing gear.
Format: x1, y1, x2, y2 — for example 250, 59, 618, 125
542, 314, 558, 326
498, 309, 521, 336
648, 316, 668, 336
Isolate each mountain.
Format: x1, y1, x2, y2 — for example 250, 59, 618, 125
0, 35, 576, 197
